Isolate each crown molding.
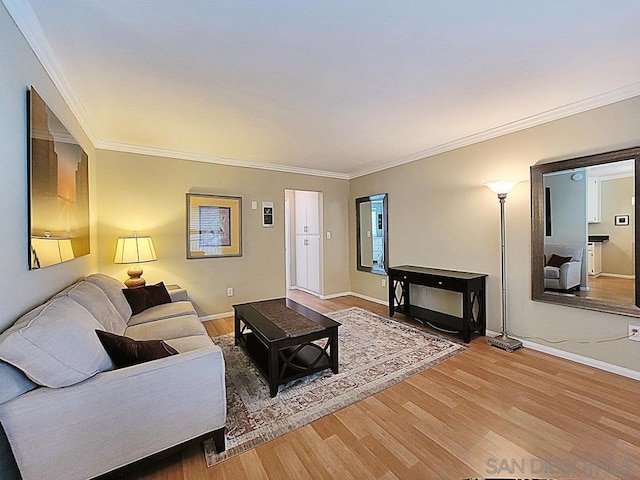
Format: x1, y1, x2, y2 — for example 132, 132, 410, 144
350, 82, 640, 179
3, 0, 100, 145
97, 140, 351, 180
7, 0, 640, 181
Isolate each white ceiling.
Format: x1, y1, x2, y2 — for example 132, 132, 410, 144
6, 0, 640, 178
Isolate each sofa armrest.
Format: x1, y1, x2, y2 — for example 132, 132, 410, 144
559, 261, 582, 289
0, 347, 226, 480
168, 287, 189, 302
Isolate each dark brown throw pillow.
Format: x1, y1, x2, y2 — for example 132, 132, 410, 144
122, 282, 171, 315
546, 254, 572, 268
95, 330, 178, 368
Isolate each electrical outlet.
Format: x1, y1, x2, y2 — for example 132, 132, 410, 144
629, 325, 640, 341
381, 278, 386, 287
226, 287, 234, 297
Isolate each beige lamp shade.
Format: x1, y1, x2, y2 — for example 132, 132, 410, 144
31, 235, 74, 268
114, 234, 157, 288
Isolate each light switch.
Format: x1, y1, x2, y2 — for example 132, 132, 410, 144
251, 201, 258, 210
326, 231, 331, 239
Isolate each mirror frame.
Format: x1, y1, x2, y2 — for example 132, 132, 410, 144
356, 193, 389, 275
531, 146, 640, 317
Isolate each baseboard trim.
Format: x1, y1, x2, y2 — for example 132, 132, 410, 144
320, 291, 351, 300
486, 329, 640, 381
289, 286, 323, 298
199, 311, 234, 322
597, 273, 635, 279
347, 291, 388, 306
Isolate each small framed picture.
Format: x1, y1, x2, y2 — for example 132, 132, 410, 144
614, 214, 630, 226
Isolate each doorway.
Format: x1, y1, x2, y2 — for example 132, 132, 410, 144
284, 189, 323, 296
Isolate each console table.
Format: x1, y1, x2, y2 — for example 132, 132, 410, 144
388, 265, 487, 343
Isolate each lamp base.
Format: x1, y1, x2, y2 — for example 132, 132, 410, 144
125, 265, 146, 289
488, 334, 523, 353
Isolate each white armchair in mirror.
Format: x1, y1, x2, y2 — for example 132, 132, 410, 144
543, 245, 583, 291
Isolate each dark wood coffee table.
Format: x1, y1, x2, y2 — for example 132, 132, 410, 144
234, 298, 340, 397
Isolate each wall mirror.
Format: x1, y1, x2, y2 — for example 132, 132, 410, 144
531, 146, 640, 317
356, 193, 388, 275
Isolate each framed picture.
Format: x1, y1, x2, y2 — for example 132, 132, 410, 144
28, 87, 90, 269
186, 193, 242, 258
615, 214, 630, 226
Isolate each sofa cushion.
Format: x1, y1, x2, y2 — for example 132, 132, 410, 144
84, 273, 133, 322
122, 282, 171, 315
125, 315, 206, 341
0, 361, 36, 405
128, 301, 197, 326
544, 266, 561, 279
66, 281, 127, 335
164, 335, 215, 353
0, 297, 114, 388
546, 254, 572, 268
95, 330, 178, 368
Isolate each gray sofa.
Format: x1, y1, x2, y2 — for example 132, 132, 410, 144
0, 273, 226, 480
544, 244, 584, 291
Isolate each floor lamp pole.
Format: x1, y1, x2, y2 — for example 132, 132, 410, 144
485, 183, 522, 352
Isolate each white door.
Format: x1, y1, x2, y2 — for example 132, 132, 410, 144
295, 235, 308, 289
294, 190, 320, 235
306, 235, 321, 292
285, 197, 291, 290
291, 190, 321, 294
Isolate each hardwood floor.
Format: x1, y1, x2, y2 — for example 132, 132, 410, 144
582, 275, 635, 304
122, 291, 640, 479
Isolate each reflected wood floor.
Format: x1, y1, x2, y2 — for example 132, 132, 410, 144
581, 275, 635, 305
117, 290, 640, 479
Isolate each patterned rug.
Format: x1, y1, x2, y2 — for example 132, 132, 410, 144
203, 307, 466, 466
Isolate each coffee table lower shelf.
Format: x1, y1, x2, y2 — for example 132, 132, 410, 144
238, 332, 333, 397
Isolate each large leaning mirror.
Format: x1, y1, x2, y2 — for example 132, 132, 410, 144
356, 193, 388, 275
531, 146, 640, 317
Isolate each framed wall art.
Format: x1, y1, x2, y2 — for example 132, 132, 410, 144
186, 193, 242, 258
615, 214, 630, 226
28, 87, 90, 269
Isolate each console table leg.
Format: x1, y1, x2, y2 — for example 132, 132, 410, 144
462, 291, 471, 343
388, 279, 395, 316
403, 280, 411, 315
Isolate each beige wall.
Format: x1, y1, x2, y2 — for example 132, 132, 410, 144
95, 150, 350, 315
0, 4, 98, 333
350, 97, 640, 372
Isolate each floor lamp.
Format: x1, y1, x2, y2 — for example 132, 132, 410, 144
484, 181, 522, 352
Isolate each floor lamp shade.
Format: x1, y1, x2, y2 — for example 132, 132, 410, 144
484, 180, 518, 196
114, 235, 157, 288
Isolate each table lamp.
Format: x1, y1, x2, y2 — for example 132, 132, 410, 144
114, 233, 157, 288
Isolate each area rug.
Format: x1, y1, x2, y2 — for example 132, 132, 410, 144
203, 306, 465, 466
